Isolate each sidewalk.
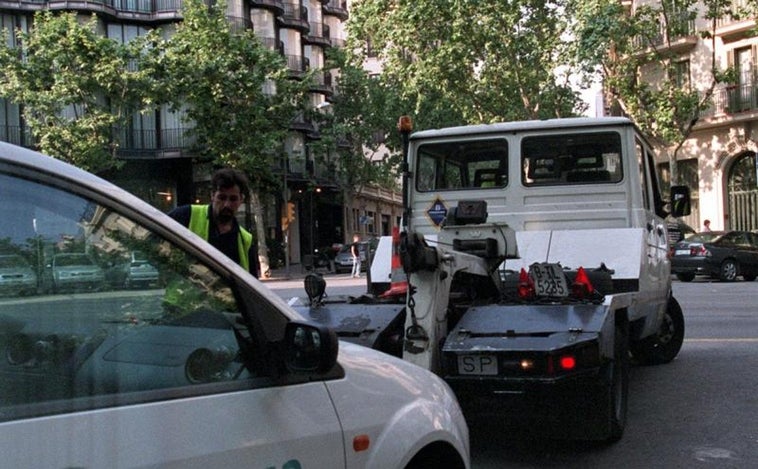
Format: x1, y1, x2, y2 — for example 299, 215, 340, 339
261, 265, 357, 282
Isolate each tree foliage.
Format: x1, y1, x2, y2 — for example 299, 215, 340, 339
0, 12, 162, 173
346, 0, 585, 130
311, 48, 402, 196
164, 0, 307, 189
163, 0, 311, 272
571, 0, 756, 183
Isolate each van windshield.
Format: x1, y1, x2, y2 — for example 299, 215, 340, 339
522, 131, 623, 186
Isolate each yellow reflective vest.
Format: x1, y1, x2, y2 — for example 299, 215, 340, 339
188, 205, 253, 271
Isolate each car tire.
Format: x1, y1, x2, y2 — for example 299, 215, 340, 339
604, 321, 629, 442
630, 297, 685, 366
719, 259, 739, 282
676, 272, 695, 282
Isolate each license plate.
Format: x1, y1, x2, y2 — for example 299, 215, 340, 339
529, 263, 569, 297
457, 355, 498, 375
675, 249, 689, 256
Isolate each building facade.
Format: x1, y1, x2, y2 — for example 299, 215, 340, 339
0, 0, 402, 268
616, 0, 757, 232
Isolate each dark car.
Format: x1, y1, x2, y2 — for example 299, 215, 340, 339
671, 230, 758, 281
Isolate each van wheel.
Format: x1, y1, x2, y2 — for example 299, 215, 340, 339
719, 259, 739, 281
630, 297, 685, 365
604, 321, 629, 442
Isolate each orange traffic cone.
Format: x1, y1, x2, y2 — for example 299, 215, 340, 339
380, 226, 408, 298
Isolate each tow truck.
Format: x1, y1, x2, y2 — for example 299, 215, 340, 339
294, 116, 691, 442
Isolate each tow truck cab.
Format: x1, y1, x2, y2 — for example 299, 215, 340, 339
399, 117, 690, 441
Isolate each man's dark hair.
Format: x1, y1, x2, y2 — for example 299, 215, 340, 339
211, 167, 249, 195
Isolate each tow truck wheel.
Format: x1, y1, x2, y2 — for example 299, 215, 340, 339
605, 321, 629, 442
630, 297, 685, 365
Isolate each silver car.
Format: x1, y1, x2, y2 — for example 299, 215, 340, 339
50, 252, 105, 293
0, 254, 37, 296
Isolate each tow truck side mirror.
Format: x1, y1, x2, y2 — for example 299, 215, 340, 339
284, 321, 339, 374
670, 185, 691, 217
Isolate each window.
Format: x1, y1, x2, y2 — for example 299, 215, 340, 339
673, 60, 691, 89
0, 172, 253, 422
522, 132, 623, 186
416, 138, 508, 191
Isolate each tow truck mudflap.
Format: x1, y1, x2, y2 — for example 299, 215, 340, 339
290, 303, 406, 357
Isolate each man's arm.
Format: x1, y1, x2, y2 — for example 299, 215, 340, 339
167, 205, 192, 228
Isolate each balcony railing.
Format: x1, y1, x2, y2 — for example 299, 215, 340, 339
701, 81, 758, 117
113, 127, 196, 154
715, 0, 753, 28
631, 15, 696, 51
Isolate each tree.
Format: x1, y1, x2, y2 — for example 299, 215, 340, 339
308, 48, 403, 238
345, 0, 585, 130
571, 0, 755, 185
0, 11, 162, 173
163, 0, 310, 275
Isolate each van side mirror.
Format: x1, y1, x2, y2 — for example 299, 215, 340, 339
284, 321, 338, 374
670, 185, 691, 217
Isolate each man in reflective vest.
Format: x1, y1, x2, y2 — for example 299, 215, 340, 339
169, 167, 260, 278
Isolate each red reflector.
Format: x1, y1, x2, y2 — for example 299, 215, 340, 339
559, 355, 576, 370
517, 268, 536, 299
353, 434, 370, 452
571, 266, 594, 299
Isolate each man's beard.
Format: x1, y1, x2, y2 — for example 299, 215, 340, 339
216, 209, 235, 224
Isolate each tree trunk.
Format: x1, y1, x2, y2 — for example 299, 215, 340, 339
250, 190, 271, 278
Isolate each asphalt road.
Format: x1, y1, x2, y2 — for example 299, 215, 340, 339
266, 275, 758, 469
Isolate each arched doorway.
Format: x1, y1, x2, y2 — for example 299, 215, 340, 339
726, 151, 758, 231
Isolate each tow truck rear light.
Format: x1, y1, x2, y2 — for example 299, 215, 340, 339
547, 355, 577, 373
571, 266, 594, 299
559, 355, 576, 370
517, 268, 536, 300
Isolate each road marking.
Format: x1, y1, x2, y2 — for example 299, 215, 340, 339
685, 338, 758, 342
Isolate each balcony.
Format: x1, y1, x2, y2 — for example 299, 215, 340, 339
227, 15, 253, 34
322, 0, 348, 21
285, 54, 309, 75
279, 3, 309, 31
699, 82, 758, 123
715, 0, 756, 42
114, 127, 197, 159
250, 0, 284, 15
304, 22, 331, 47
631, 15, 697, 58
309, 71, 334, 95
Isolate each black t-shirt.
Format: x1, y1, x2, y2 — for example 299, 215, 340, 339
168, 205, 259, 278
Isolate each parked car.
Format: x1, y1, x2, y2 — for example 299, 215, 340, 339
333, 238, 379, 274
0, 254, 37, 296
671, 230, 758, 282
105, 251, 160, 289
0, 142, 469, 468
50, 252, 105, 293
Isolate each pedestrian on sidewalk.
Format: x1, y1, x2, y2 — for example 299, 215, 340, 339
350, 234, 361, 278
